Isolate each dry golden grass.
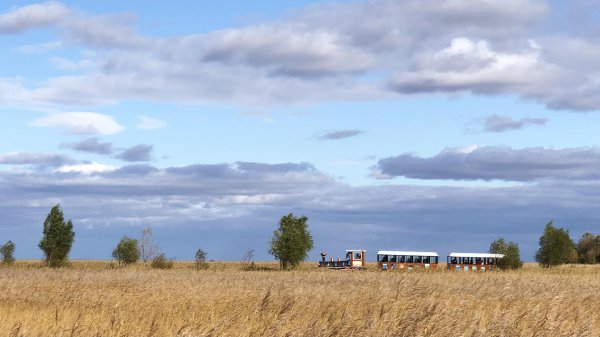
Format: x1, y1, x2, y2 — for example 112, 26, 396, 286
1, 261, 600, 337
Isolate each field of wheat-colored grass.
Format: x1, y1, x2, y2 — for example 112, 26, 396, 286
1, 261, 600, 337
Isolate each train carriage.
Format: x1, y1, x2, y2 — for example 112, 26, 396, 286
377, 250, 439, 270
447, 252, 504, 271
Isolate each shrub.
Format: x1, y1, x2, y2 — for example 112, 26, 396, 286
489, 238, 523, 269
151, 254, 173, 269
0, 240, 15, 265
112, 236, 140, 265
195, 249, 208, 270
241, 248, 258, 271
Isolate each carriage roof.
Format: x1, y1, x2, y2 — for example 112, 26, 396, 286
377, 250, 439, 257
448, 252, 504, 258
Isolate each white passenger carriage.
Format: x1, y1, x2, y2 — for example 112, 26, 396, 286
447, 252, 504, 271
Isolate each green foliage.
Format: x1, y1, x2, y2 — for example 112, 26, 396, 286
151, 254, 174, 269
38, 204, 75, 267
535, 221, 576, 267
269, 213, 314, 270
112, 236, 140, 265
195, 249, 208, 269
576, 232, 600, 264
0, 240, 15, 265
489, 238, 523, 269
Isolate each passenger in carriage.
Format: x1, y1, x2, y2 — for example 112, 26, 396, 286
390, 255, 397, 262
451, 257, 457, 264
381, 255, 388, 262
399, 256, 405, 263
476, 258, 483, 265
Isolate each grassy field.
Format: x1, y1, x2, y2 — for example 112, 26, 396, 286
1, 261, 600, 337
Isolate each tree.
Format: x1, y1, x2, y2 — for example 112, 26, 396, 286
535, 221, 576, 267
112, 236, 140, 265
39, 204, 75, 267
0, 240, 15, 265
241, 248, 257, 271
139, 226, 159, 263
489, 238, 523, 269
576, 232, 600, 264
269, 213, 314, 270
195, 249, 208, 269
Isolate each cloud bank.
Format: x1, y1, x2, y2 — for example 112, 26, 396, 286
0, 1, 599, 111
375, 146, 600, 181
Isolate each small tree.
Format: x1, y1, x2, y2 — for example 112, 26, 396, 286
39, 204, 75, 267
112, 236, 140, 265
535, 221, 576, 267
139, 226, 159, 263
241, 248, 256, 271
489, 238, 523, 269
576, 232, 600, 264
269, 213, 314, 270
195, 249, 208, 269
0, 240, 15, 265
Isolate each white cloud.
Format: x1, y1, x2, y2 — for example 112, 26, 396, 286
0, 2, 68, 33
55, 162, 116, 174
136, 115, 166, 130
31, 112, 124, 135
390, 37, 552, 94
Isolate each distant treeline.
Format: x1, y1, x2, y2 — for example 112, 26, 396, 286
1, 205, 600, 270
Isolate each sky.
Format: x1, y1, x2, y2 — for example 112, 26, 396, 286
1, 0, 600, 262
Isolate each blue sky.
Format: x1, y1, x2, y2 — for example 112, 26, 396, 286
1, 0, 600, 261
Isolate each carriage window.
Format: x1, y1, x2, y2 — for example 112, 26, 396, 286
414, 256, 422, 263
423, 256, 430, 263
407, 256, 413, 263
399, 256, 405, 263
381, 255, 389, 262
354, 252, 362, 260
433, 257, 438, 264
389, 255, 397, 262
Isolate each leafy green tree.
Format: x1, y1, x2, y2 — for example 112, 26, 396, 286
576, 232, 600, 264
489, 238, 523, 269
195, 249, 208, 269
535, 221, 576, 267
112, 236, 140, 265
0, 240, 15, 265
39, 204, 75, 267
269, 213, 314, 270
